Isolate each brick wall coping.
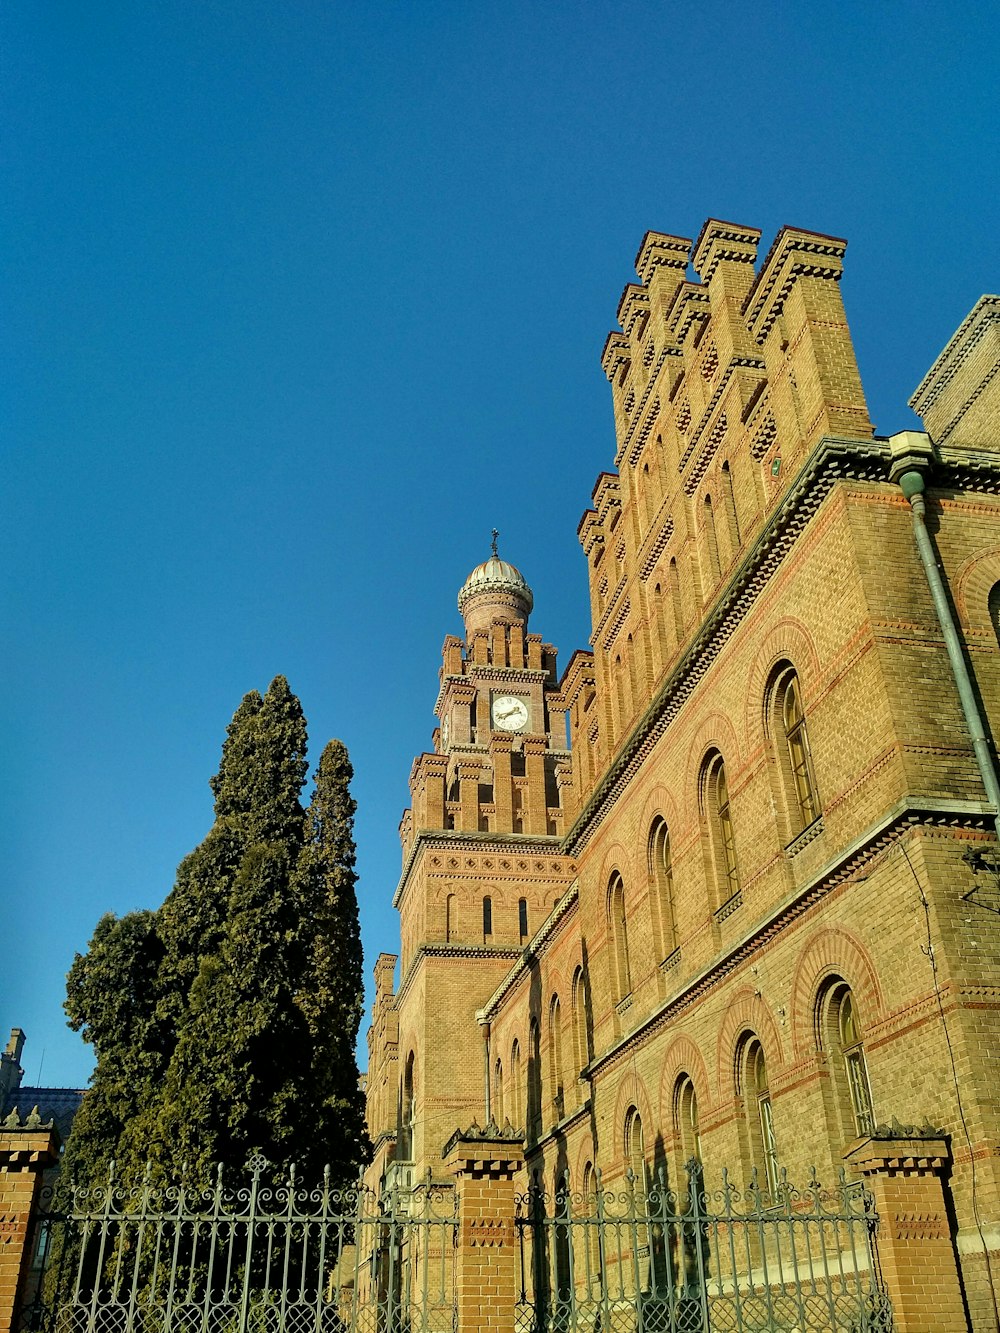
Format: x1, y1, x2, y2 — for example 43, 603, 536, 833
844, 1127, 951, 1177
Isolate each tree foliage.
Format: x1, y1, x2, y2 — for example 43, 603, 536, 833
64, 677, 368, 1188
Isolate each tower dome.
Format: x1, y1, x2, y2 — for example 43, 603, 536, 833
457, 540, 533, 635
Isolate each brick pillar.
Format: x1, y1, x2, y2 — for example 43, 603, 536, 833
844, 1128, 968, 1333
443, 1124, 524, 1333
0, 1114, 60, 1333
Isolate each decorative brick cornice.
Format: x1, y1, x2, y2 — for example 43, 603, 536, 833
638, 518, 675, 581
909, 295, 1000, 418
634, 231, 690, 286
392, 831, 567, 909
691, 219, 762, 283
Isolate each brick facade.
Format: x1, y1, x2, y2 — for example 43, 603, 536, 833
364, 221, 1000, 1330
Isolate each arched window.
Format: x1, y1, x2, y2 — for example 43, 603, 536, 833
769, 666, 820, 834
721, 460, 741, 550
494, 1057, 504, 1125
518, 897, 529, 942
581, 1161, 601, 1281
445, 893, 456, 942
624, 1105, 646, 1182
400, 1051, 416, 1161
740, 1038, 778, 1194
674, 1075, 701, 1168
608, 873, 631, 1001
989, 582, 1000, 647
668, 557, 683, 646
482, 895, 493, 941
509, 1040, 523, 1131
821, 984, 875, 1137
648, 817, 677, 959
548, 995, 564, 1123
528, 1016, 542, 1138
703, 493, 721, 581
701, 750, 739, 905
571, 965, 593, 1076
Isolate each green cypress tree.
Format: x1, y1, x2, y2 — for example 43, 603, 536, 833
63, 677, 368, 1189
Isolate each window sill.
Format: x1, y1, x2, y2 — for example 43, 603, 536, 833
714, 891, 743, 923
785, 815, 824, 857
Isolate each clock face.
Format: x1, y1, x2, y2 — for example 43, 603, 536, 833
492, 694, 529, 732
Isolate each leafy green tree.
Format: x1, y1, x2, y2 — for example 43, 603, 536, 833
63, 677, 369, 1189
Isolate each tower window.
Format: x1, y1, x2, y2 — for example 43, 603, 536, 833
482, 895, 493, 941
518, 897, 528, 941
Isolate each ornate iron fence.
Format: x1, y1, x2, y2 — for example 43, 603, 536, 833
514, 1161, 893, 1332
19, 1156, 457, 1333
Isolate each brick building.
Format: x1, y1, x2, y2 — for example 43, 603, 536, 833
364, 220, 1000, 1328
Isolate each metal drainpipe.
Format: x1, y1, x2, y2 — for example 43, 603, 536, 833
889, 431, 1000, 829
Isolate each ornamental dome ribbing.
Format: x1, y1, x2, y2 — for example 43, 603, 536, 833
457, 552, 534, 634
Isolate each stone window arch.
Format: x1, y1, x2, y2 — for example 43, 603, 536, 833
673, 1074, 702, 1170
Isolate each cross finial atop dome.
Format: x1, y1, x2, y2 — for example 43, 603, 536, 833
491, 528, 499, 557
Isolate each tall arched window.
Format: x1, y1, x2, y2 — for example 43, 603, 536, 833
721, 460, 741, 551
581, 1162, 601, 1282
769, 666, 820, 834
400, 1051, 416, 1161
528, 1016, 542, 1138
989, 581, 1000, 647
624, 1106, 646, 1183
674, 1075, 701, 1168
821, 984, 875, 1137
668, 557, 684, 647
701, 750, 739, 905
482, 895, 493, 941
518, 897, 529, 942
648, 817, 677, 959
703, 493, 721, 582
740, 1038, 778, 1193
608, 873, 631, 1001
445, 893, 456, 942
571, 965, 593, 1076
548, 995, 564, 1123
509, 1040, 523, 1131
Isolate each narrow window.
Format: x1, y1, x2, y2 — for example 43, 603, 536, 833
668, 557, 683, 646
990, 582, 1000, 648
528, 1017, 542, 1138
675, 1075, 702, 1166
494, 1058, 504, 1125
721, 460, 741, 549
702, 750, 740, 904
548, 995, 564, 1123
608, 873, 631, 1001
837, 989, 875, 1135
482, 895, 493, 941
624, 1106, 645, 1183
780, 671, 819, 828
571, 965, 593, 1074
742, 1039, 779, 1194
648, 817, 676, 958
509, 1040, 523, 1130
703, 494, 721, 581
445, 893, 456, 943
518, 897, 529, 941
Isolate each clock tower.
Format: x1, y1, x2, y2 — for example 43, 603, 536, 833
365, 545, 577, 1184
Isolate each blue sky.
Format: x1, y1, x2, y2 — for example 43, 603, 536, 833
4, 1, 997, 1089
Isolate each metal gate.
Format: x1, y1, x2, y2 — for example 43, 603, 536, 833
19, 1156, 457, 1333
514, 1162, 893, 1332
